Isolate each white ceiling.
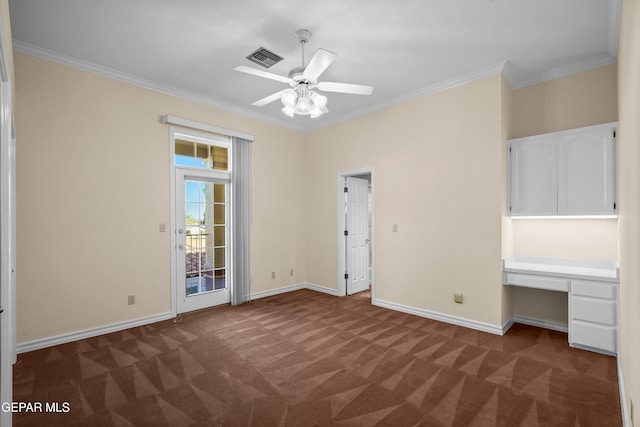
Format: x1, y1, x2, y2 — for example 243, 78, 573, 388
9, 0, 620, 132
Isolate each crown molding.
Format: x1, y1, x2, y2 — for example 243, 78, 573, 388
511, 54, 616, 89
500, 60, 519, 90
14, 40, 618, 133
12, 40, 307, 133
305, 60, 509, 132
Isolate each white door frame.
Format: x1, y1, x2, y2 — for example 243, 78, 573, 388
0, 18, 15, 427
168, 127, 232, 317
337, 168, 375, 298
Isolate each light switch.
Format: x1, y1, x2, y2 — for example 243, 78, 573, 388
159, 223, 166, 232
392, 224, 398, 232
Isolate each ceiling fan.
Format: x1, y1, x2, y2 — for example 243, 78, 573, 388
234, 29, 374, 118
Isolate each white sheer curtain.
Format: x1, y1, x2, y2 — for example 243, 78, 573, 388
231, 137, 252, 305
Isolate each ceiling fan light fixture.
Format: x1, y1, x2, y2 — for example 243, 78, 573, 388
310, 108, 323, 119
311, 92, 327, 109
294, 95, 312, 115
281, 90, 297, 107
282, 105, 295, 117
279, 88, 328, 118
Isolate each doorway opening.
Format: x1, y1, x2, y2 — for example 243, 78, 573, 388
337, 168, 375, 299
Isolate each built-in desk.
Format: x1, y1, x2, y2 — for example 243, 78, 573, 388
503, 256, 619, 355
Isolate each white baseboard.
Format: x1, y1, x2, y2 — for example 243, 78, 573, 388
501, 317, 515, 335
510, 315, 569, 333
372, 298, 504, 335
250, 282, 339, 300
17, 283, 340, 354
618, 355, 629, 427
250, 283, 305, 300
16, 312, 174, 354
304, 282, 340, 296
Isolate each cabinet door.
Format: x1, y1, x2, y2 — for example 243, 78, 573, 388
509, 137, 557, 215
557, 128, 616, 215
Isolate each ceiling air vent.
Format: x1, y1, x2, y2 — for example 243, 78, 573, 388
246, 47, 284, 68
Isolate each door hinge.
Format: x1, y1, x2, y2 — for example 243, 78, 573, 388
344, 186, 348, 193
344, 273, 349, 280
509, 147, 511, 153
344, 230, 348, 236
613, 130, 616, 138
614, 202, 617, 210
509, 206, 512, 212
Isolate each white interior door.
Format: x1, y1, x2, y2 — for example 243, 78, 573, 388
176, 168, 230, 313
346, 177, 370, 295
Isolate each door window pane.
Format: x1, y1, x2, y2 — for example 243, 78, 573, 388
214, 225, 225, 246
175, 138, 229, 171
184, 179, 228, 297
214, 269, 226, 290
214, 204, 225, 224
214, 183, 225, 202
215, 248, 225, 268
175, 139, 195, 167
210, 146, 229, 171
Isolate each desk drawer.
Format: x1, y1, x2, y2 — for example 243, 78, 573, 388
571, 280, 616, 299
570, 321, 616, 353
571, 296, 616, 326
505, 273, 569, 292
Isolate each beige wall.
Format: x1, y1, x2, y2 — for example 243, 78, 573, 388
511, 64, 618, 139
14, 52, 307, 343
618, 0, 640, 424
511, 219, 618, 260
306, 75, 505, 326
508, 64, 619, 324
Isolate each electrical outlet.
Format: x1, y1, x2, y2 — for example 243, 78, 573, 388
159, 223, 166, 232
454, 292, 463, 304
271, 272, 276, 279
128, 295, 135, 305
392, 224, 398, 232
290, 269, 294, 277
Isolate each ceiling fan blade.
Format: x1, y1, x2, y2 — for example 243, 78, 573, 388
302, 48, 337, 81
251, 88, 293, 107
234, 65, 293, 84
317, 81, 374, 95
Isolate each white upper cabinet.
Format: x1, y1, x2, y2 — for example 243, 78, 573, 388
510, 136, 557, 215
508, 122, 617, 217
557, 128, 616, 215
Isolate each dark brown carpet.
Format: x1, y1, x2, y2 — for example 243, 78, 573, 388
13, 289, 621, 426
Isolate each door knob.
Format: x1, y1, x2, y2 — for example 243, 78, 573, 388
178, 245, 185, 250
178, 229, 184, 234
365, 238, 370, 244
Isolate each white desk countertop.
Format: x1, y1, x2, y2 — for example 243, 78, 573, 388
503, 255, 619, 282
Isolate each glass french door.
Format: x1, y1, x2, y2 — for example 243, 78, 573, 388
176, 169, 230, 313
